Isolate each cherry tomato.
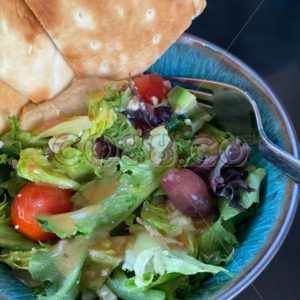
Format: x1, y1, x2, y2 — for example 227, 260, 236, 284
11, 183, 73, 242
133, 73, 171, 105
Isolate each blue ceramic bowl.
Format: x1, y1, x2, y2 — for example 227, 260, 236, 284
1, 34, 299, 300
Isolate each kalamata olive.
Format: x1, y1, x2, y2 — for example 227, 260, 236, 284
161, 168, 213, 218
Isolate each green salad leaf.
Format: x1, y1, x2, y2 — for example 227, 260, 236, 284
198, 220, 237, 265
16, 148, 80, 190
29, 237, 89, 300
86, 94, 117, 136
103, 85, 131, 112
0, 250, 33, 270
36, 152, 175, 238
218, 166, 267, 222
175, 137, 203, 167
52, 146, 94, 182
0, 170, 27, 197
107, 270, 166, 300
80, 249, 122, 295
122, 232, 230, 289
140, 201, 195, 239
166, 107, 213, 139
104, 113, 142, 153
0, 200, 40, 251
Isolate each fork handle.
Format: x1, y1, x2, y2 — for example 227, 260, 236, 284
259, 133, 300, 183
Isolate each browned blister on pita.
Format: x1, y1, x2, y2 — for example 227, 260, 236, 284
0, 80, 29, 135
25, 0, 206, 79
19, 77, 127, 131
0, 0, 74, 103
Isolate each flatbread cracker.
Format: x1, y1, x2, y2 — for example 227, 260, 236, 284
25, 0, 206, 79
0, 0, 74, 103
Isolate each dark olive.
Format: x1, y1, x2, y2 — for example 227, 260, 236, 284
161, 168, 213, 218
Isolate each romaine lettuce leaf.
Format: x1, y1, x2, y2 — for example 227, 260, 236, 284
29, 237, 89, 300
16, 148, 80, 190
106, 270, 166, 300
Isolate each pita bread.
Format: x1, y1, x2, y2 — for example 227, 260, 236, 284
20, 77, 127, 131
0, 80, 29, 135
25, 0, 206, 79
0, 0, 74, 103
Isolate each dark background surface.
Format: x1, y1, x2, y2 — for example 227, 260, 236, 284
187, 1, 300, 299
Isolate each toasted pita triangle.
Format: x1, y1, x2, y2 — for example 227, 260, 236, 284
25, 0, 206, 79
0, 0, 74, 103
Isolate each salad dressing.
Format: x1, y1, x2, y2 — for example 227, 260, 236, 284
91, 236, 133, 258
74, 178, 120, 207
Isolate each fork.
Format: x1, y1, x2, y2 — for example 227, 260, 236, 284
167, 77, 300, 183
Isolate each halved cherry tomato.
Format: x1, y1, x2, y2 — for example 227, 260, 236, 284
133, 73, 171, 105
11, 183, 73, 242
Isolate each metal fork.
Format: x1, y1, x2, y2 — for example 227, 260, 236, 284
167, 77, 300, 183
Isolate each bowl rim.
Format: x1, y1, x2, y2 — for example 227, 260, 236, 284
181, 33, 300, 299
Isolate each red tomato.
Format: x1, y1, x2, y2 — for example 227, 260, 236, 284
133, 73, 171, 105
11, 183, 73, 242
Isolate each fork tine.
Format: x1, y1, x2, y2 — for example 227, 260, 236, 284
165, 76, 214, 103
186, 88, 213, 103
166, 76, 236, 94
